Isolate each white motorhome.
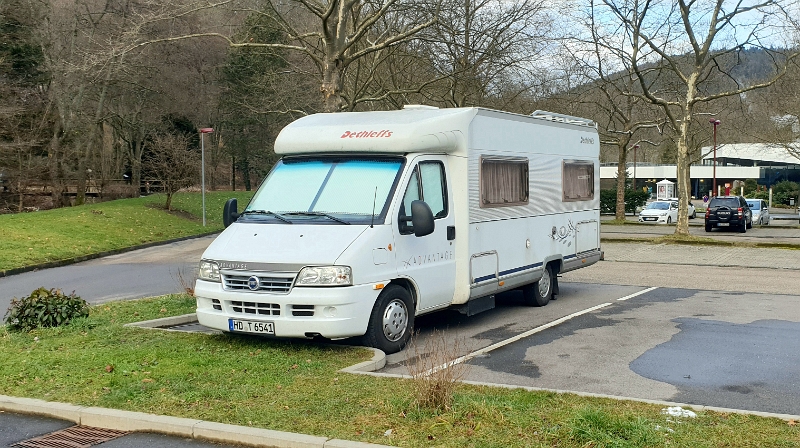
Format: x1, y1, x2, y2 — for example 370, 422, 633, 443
195, 106, 601, 354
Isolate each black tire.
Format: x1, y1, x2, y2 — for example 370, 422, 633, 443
523, 264, 553, 307
739, 221, 747, 233
690, 210, 696, 219
746, 217, 753, 229
667, 216, 672, 224
705, 223, 712, 232
363, 285, 413, 354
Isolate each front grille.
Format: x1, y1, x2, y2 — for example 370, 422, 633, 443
223, 273, 294, 293
291, 305, 315, 317
230, 301, 281, 315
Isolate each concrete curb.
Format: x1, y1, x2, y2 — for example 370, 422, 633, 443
0, 232, 220, 278
0, 395, 398, 448
123, 313, 199, 330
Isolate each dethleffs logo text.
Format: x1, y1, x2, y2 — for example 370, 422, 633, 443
341, 130, 393, 138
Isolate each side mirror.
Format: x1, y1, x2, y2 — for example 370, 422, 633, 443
223, 198, 239, 228
411, 200, 435, 237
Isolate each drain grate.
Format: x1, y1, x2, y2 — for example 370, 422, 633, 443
14, 425, 130, 448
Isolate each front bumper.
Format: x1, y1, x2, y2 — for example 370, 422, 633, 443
638, 215, 669, 224
195, 280, 381, 339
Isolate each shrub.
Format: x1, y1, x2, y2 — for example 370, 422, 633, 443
406, 330, 470, 411
3, 287, 89, 332
600, 188, 649, 214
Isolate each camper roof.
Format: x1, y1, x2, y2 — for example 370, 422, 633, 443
274, 106, 595, 156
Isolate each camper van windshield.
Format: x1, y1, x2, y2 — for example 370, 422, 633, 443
243, 158, 404, 224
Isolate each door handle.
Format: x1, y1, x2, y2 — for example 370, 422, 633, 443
447, 226, 456, 240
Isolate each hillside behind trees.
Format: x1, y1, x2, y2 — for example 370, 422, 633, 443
0, 0, 798, 213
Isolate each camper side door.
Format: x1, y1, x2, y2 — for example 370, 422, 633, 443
393, 156, 456, 312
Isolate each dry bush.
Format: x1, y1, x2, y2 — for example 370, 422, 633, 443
405, 330, 471, 411
172, 265, 197, 296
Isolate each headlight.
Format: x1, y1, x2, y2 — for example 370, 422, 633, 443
198, 260, 220, 282
296, 266, 352, 286
659, 212, 667, 216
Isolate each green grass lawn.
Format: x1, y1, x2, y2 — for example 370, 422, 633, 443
0, 296, 797, 448
0, 191, 254, 272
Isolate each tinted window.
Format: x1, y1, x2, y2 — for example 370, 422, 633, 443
480, 157, 529, 207
562, 160, 595, 202
747, 201, 759, 209
709, 198, 739, 208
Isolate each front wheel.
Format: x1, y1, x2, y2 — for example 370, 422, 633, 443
667, 216, 672, 224
523, 265, 553, 307
363, 285, 414, 354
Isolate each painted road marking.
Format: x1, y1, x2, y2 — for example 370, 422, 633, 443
617, 286, 659, 301
424, 286, 660, 376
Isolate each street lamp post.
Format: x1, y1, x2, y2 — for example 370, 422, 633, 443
199, 127, 214, 226
632, 144, 640, 192
709, 119, 720, 197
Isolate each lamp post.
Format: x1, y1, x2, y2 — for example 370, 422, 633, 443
199, 127, 214, 226
709, 119, 720, 197
632, 144, 640, 192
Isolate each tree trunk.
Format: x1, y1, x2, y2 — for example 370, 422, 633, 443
231, 155, 236, 191
674, 103, 694, 235
321, 57, 344, 113
615, 142, 628, 220
131, 140, 143, 197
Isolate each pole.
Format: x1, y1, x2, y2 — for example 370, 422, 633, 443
201, 133, 206, 227
710, 119, 720, 197
198, 127, 214, 227
633, 144, 639, 192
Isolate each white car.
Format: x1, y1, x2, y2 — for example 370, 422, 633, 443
638, 200, 678, 224
746, 199, 770, 225
667, 198, 696, 219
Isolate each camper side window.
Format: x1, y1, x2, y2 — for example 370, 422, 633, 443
562, 160, 594, 202
399, 162, 448, 235
479, 157, 529, 208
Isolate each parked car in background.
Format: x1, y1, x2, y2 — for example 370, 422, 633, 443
746, 199, 770, 225
705, 195, 752, 233
638, 200, 678, 224
667, 198, 696, 219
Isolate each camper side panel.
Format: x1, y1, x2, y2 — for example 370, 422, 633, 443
464, 113, 601, 299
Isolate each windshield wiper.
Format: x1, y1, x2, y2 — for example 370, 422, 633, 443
241, 210, 293, 224
285, 211, 350, 224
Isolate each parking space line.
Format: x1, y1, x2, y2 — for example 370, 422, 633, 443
424, 302, 613, 376
617, 286, 659, 301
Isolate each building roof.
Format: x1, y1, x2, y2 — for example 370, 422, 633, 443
701, 142, 800, 165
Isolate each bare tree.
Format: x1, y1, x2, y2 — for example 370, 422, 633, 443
145, 132, 199, 210
601, 0, 800, 234
129, 0, 439, 112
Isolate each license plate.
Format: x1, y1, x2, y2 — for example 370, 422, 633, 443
229, 319, 274, 334
718, 223, 729, 227
644, 217, 656, 221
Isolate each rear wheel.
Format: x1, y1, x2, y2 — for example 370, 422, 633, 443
747, 217, 753, 229
363, 285, 414, 354
523, 265, 553, 307
739, 221, 747, 233
705, 223, 712, 232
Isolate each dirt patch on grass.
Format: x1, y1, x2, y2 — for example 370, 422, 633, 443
145, 202, 199, 221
